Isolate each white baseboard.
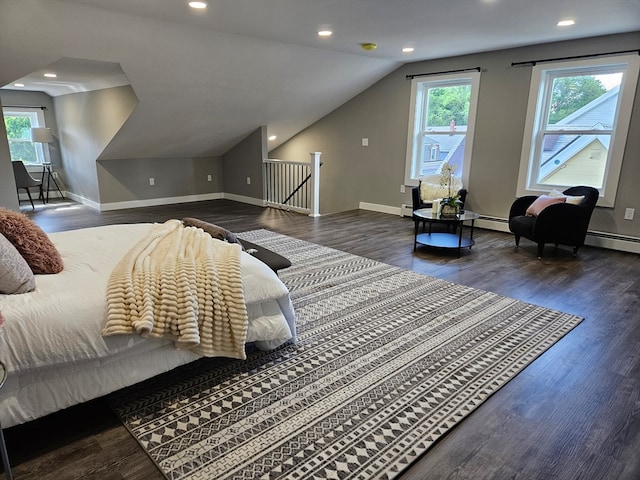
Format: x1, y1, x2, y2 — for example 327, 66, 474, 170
97, 193, 224, 211
64, 192, 101, 210
359, 202, 402, 216
18, 191, 66, 207
58, 194, 640, 255
367, 204, 640, 255
223, 193, 265, 207
476, 216, 640, 253
586, 230, 640, 254
401, 204, 414, 217
69, 192, 264, 212
474, 216, 511, 233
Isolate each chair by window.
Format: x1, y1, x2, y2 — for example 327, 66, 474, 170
508, 186, 599, 258
412, 180, 468, 212
12, 161, 44, 209
412, 178, 468, 233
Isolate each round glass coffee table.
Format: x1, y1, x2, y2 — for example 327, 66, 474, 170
413, 209, 480, 256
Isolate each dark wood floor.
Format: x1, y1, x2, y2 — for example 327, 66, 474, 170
2, 199, 639, 480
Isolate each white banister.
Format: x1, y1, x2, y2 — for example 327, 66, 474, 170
263, 152, 322, 216
309, 152, 321, 217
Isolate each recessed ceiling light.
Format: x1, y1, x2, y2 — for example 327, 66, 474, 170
402, 47, 415, 53
268, 135, 277, 141
44, 73, 57, 78
318, 30, 333, 37
14, 83, 25, 87
557, 19, 575, 26
188, 1, 207, 9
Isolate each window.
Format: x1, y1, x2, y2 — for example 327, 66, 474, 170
405, 71, 480, 186
517, 54, 640, 207
2, 107, 47, 165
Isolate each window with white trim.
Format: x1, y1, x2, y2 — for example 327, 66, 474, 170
2, 107, 47, 165
404, 71, 480, 186
517, 54, 640, 207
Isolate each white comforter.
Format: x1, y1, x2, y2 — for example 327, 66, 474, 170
0, 223, 296, 427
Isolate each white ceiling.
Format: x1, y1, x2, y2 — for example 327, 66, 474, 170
1, 0, 639, 158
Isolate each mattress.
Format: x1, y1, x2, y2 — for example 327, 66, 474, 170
0, 223, 296, 427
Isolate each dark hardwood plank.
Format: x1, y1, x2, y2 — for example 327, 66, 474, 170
2, 198, 639, 480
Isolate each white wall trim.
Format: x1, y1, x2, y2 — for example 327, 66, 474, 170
97, 193, 224, 211
475, 215, 640, 253
359, 202, 402, 216
67, 191, 262, 211
223, 193, 265, 207
64, 191, 101, 210
474, 216, 511, 233
371, 202, 640, 254
585, 230, 640, 254
18, 191, 64, 203
59, 193, 640, 254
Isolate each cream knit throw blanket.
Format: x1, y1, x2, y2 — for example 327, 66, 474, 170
102, 220, 248, 359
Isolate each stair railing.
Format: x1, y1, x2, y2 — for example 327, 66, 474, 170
263, 152, 322, 216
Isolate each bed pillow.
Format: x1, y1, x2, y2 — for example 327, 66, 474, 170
0, 208, 64, 274
525, 195, 566, 217
0, 233, 36, 294
182, 218, 244, 249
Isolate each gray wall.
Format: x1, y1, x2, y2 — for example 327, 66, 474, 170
222, 126, 266, 199
0, 90, 59, 147
1, 85, 226, 209
0, 90, 58, 210
0, 86, 226, 209
0, 96, 19, 211
269, 78, 408, 215
270, 32, 640, 238
54, 85, 138, 203
2, 32, 638, 239
97, 155, 223, 204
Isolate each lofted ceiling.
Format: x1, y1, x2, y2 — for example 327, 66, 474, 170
1, 0, 639, 159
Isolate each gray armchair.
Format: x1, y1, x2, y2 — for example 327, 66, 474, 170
12, 161, 44, 209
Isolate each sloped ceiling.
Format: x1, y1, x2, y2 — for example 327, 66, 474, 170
1, 0, 638, 160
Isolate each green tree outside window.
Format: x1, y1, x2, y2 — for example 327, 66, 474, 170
4, 115, 38, 164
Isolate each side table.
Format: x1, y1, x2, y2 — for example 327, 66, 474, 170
413, 208, 480, 256
0, 361, 13, 480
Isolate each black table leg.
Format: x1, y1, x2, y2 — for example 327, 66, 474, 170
0, 419, 12, 480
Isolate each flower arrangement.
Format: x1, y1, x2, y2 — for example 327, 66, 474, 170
439, 161, 462, 214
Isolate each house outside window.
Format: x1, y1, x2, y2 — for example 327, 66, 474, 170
2, 107, 47, 166
517, 54, 640, 207
405, 71, 480, 187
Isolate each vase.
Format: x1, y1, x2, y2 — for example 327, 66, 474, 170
440, 204, 459, 217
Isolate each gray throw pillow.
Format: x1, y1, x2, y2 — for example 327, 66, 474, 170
182, 218, 244, 250
0, 232, 36, 294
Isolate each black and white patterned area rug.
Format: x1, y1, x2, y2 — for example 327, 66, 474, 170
109, 230, 583, 480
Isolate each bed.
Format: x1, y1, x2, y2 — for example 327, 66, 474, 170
0, 222, 296, 428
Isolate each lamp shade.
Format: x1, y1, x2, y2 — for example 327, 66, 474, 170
30, 127, 54, 143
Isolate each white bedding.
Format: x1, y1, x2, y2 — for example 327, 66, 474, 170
0, 223, 296, 428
